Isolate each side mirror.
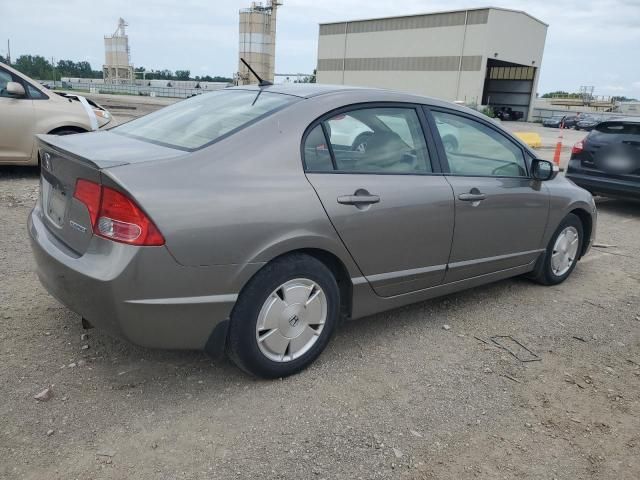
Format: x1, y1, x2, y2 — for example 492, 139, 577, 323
531, 159, 558, 181
6, 81, 26, 97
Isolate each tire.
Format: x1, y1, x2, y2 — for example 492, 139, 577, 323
227, 253, 340, 378
351, 132, 373, 153
531, 214, 583, 285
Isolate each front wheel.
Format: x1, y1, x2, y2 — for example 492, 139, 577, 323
227, 253, 340, 378
531, 214, 583, 285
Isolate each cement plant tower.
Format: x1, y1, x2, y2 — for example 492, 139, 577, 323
237, 1, 281, 85
103, 18, 134, 84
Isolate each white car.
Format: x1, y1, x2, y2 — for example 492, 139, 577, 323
327, 110, 459, 153
0, 62, 112, 166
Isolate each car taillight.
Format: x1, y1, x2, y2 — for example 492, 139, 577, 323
571, 140, 584, 155
73, 179, 164, 246
73, 179, 101, 226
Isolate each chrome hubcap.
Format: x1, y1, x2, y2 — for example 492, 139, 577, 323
256, 278, 327, 362
355, 142, 367, 153
551, 226, 579, 276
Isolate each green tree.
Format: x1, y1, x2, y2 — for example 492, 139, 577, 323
9, 53, 233, 83
541, 91, 583, 99
14, 55, 53, 80
295, 69, 316, 84
0, 54, 6, 64
612, 95, 638, 102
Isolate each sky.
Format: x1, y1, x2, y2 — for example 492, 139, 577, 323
1, 0, 639, 97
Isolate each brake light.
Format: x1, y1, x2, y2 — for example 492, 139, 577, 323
571, 140, 584, 155
73, 179, 101, 226
73, 179, 164, 246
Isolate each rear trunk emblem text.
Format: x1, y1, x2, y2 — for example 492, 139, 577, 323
69, 220, 87, 233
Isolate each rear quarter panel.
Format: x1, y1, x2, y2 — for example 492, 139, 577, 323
103, 93, 394, 284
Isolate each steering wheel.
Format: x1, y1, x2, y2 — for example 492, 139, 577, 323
491, 163, 519, 176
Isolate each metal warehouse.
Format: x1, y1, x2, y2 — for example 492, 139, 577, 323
316, 7, 547, 120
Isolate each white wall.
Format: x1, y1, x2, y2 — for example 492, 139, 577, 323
485, 9, 546, 67
316, 8, 547, 110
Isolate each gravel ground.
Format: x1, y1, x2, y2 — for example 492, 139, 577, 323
1, 102, 639, 479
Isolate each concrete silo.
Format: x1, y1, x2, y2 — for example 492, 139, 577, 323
237, 1, 281, 85
103, 18, 134, 84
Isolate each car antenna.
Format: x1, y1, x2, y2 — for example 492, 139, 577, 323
240, 58, 273, 87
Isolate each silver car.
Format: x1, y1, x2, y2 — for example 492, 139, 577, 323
29, 85, 596, 378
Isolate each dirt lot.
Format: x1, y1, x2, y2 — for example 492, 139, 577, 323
1, 100, 639, 479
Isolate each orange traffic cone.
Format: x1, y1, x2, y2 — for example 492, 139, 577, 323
553, 124, 563, 167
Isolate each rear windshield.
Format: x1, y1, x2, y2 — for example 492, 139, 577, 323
595, 122, 640, 135
114, 90, 297, 151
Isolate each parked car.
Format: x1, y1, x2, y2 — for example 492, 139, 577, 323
29, 85, 596, 378
0, 62, 111, 166
493, 107, 524, 121
330, 114, 460, 154
575, 115, 604, 131
542, 113, 579, 129
566, 117, 640, 199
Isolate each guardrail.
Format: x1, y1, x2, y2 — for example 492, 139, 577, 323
531, 108, 640, 122
54, 81, 227, 99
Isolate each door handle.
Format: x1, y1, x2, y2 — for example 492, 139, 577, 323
458, 192, 487, 202
337, 194, 380, 205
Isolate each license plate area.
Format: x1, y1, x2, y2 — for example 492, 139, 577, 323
42, 179, 68, 228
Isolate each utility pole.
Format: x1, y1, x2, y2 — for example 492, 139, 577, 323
6, 39, 10, 64
51, 57, 56, 84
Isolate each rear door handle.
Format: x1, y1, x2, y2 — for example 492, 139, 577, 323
337, 194, 380, 205
458, 193, 487, 202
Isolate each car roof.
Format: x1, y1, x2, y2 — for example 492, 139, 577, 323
229, 83, 479, 115
230, 83, 373, 98
229, 83, 460, 105
600, 116, 640, 124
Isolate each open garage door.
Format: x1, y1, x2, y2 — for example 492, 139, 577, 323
482, 59, 536, 121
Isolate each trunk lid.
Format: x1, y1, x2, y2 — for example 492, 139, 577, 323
36, 132, 185, 255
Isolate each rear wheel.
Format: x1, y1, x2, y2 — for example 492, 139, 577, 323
531, 214, 583, 285
227, 253, 340, 378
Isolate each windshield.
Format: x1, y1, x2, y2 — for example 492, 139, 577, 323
114, 90, 297, 151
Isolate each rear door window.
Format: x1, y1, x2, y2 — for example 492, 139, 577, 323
595, 122, 640, 135
303, 125, 334, 171
313, 107, 431, 174
114, 90, 297, 151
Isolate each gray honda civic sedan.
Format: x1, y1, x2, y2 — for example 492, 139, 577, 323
29, 84, 596, 378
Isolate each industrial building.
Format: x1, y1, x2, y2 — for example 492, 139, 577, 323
103, 18, 134, 84
237, 1, 281, 85
316, 7, 547, 120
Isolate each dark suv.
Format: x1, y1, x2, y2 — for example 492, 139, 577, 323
566, 118, 640, 199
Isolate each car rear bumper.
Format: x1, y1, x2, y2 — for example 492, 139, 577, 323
566, 164, 640, 199
28, 205, 259, 350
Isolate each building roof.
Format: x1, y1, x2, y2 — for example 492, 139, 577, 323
319, 6, 548, 28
